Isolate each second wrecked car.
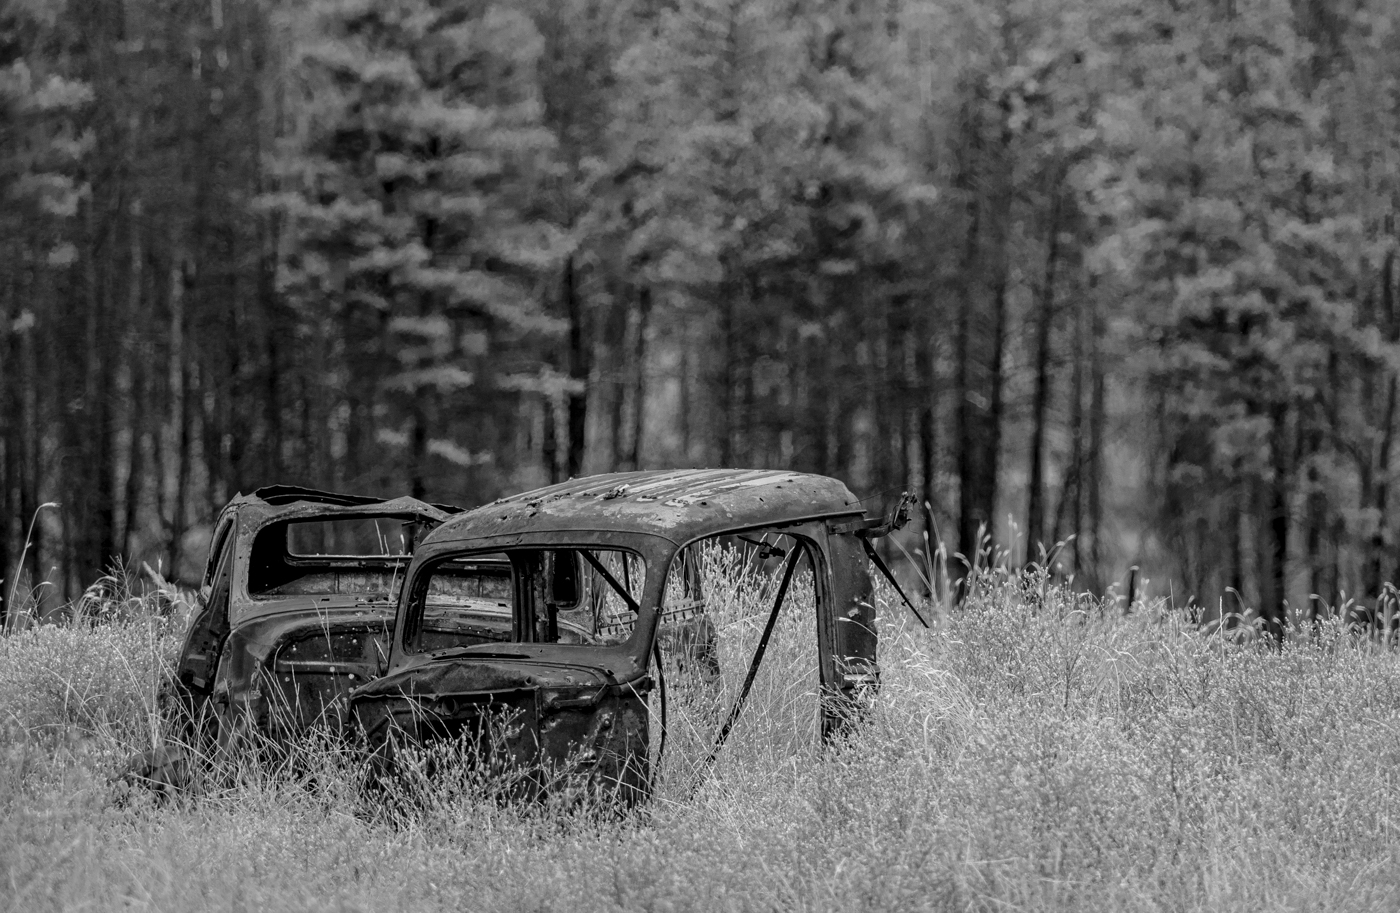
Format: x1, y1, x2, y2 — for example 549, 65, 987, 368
168, 485, 474, 747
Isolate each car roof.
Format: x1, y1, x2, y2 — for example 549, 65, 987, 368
222, 486, 461, 528
426, 469, 868, 547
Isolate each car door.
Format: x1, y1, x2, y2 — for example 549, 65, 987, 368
176, 519, 236, 696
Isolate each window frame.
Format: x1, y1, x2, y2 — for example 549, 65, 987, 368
400, 544, 651, 655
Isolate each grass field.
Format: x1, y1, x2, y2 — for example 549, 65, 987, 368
4, 566, 1400, 912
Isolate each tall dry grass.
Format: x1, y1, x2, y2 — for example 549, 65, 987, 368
3, 563, 1400, 911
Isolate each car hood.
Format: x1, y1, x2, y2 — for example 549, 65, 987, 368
349, 651, 642, 705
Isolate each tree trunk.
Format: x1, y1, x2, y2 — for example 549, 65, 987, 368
955, 272, 974, 589
1026, 192, 1062, 563
410, 398, 428, 501
955, 78, 1010, 598
916, 309, 936, 530
1053, 286, 1085, 571
720, 291, 736, 467
1302, 423, 1324, 621
1, 247, 15, 624
954, 105, 984, 598
738, 275, 759, 468
564, 254, 588, 478
81, 194, 118, 584
1264, 405, 1291, 643
627, 287, 651, 470
608, 296, 629, 471
542, 391, 561, 483
896, 312, 914, 495
120, 327, 146, 560
255, 89, 284, 485
21, 292, 37, 596
679, 318, 693, 463
988, 277, 1007, 548
169, 261, 194, 580
1364, 375, 1395, 601
870, 295, 895, 494
1365, 249, 1398, 602
1087, 296, 1106, 592
120, 199, 146, 559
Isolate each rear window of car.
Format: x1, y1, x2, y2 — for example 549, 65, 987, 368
285, 517, 416, 557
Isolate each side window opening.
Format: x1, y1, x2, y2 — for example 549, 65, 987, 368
656, 546, 718, 684
564, 549, 646, 644
650, 530, 822, 790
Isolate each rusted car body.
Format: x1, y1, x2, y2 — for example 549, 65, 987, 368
169, 485, 471, 744
349, 469, 900, 802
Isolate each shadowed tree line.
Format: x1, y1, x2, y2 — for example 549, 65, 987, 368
2, 0, 1399, 633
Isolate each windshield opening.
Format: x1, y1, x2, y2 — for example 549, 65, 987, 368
406, 547, 647, 653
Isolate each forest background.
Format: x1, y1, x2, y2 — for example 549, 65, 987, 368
2, 0, 1399, 632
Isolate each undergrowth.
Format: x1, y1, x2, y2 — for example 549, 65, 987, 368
4, 567, 1400, 912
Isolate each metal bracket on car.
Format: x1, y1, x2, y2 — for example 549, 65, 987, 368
828, 492, 915, 539
828, 493, 929, 628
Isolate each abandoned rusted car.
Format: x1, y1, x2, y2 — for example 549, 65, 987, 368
348, 468, 918, 803
167, 485, 479, 746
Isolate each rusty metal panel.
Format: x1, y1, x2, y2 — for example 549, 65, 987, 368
822, 530, 880, 739
354, 660, 652, 803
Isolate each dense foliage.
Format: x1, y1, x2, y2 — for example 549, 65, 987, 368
2, 0, 1399, 626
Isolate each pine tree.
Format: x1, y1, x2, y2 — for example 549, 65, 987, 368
269, 0, 561, 502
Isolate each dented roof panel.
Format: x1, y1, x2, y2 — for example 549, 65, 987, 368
426, 469, 867, 547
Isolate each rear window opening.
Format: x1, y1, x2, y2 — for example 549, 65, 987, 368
248, 515, 434, 599
286, 517, 419, 557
